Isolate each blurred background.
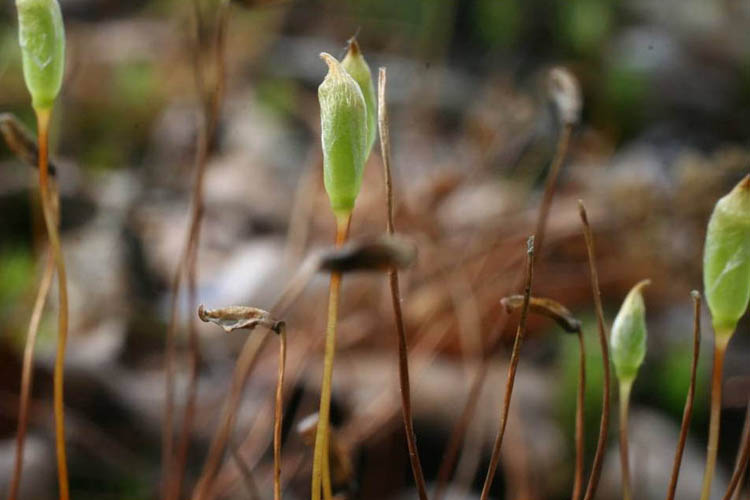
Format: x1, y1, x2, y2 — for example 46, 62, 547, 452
1, 0, 750, 498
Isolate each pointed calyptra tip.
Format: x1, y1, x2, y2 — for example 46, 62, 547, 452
346, 37, 361, 57
631, 279, 651, 294
320, 52, 343, 75
737, 173, 750, 191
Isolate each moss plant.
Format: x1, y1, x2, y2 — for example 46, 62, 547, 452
435, 69, 580, 497
194, 306, 285, 500
700, 175, 750, 500
501, 295, 585, 500
312, 51, 369, 500
610, 279, 650, 500
14, 1, 68, 499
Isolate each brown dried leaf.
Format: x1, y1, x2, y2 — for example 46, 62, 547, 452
0, 113, 57, 175
197, 305, 283, 334
317, 235, 417, 273
501, 295, 582, 333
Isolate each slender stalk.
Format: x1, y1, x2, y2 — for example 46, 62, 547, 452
8, 250, 54, 500
192, 329, 270, 500
479, 236, 535, 500
273, 325, 287, 500
618, 380, 634, 500
665, 291, 701, 500
730, 403, 750, 500
724, 405, 750, 500
35, 107, 70, 500
311, 214, 351, 500
578, 200, 612, 500
572, 329, 586, 500
700, 330, 733, 500
377, 67, 429, 500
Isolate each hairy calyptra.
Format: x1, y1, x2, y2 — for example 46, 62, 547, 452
16, 0, 65, 110
703, 175, 750, 336
318, 52, 368, 217
611, 279, 650, 383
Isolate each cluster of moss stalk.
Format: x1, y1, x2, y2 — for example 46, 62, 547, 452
608, 173, 750, 500
7, 1, 750, 500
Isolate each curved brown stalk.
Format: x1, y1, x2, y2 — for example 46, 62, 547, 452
435, 100, 573, 497
726, 402, 750, 500
723, 407, 750, 500
665, 291, 701, 500
572, 328, 586, 500
378, 67, 429, 500
273, 325, 287, 500
479, 236, 535, 500
35, 107, 70, 500
163, 1, 231, 499
191, 329, 271, 500
578, 200, 612, 500
8, 250, 54, 500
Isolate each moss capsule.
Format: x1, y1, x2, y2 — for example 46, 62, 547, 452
703, 175, 750, 336
318, 52, 368, 217
16, 0, 65, 111
611, 279, 650, 383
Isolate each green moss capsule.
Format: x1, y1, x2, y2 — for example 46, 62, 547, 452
341, 39, 376, 158
703, 175, 750, 336
16, 0, 65, 111
318, 52, 368, 216
611, 279, 650, 383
